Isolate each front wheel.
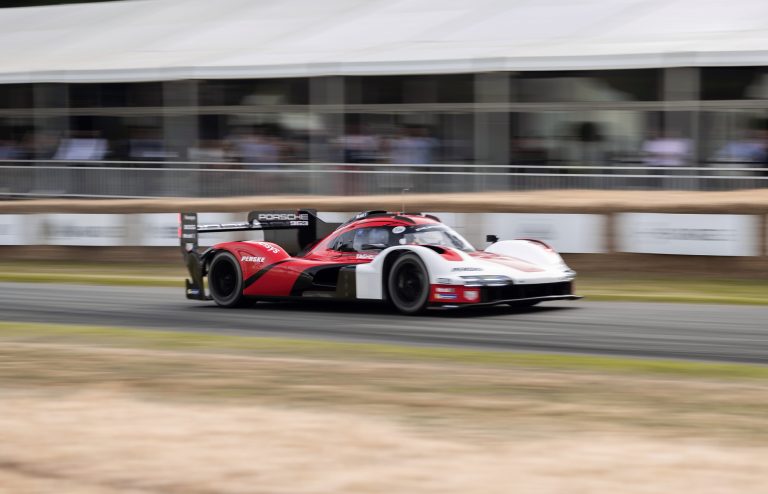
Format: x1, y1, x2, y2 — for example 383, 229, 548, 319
387, 253, 430, 314
208, 251, 245, 307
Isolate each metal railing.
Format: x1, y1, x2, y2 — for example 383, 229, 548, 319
1, 160, 766, 198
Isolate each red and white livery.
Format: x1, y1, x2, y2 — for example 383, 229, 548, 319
180, 210, 579, 314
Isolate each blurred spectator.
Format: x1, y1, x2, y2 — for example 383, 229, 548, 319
230, 125, 281, 169
712, 129, 767, 164
642, 130, 691, 167
334, 124, 380, 195
306, 128, 333, 162
16, 132, 36, 160
31, 131, 60, 160
128, 128, 173, 161
387, 125, 438, 164
381, 125, 439, 193
0, 138, 20, 160
53, 131, 108, 161
336, 124, 379, 164
187, 139, 235, 196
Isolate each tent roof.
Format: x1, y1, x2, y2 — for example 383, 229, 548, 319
2, 0, 768, 83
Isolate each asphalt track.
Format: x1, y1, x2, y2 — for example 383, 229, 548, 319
1, 282, 768, 363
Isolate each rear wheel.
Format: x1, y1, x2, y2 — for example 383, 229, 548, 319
208, 251, 245, 307
387, 253, 430, 314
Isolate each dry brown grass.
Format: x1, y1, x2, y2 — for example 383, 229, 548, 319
1, 339, 768, 493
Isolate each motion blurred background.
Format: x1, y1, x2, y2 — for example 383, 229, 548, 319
0, 0, 767, 197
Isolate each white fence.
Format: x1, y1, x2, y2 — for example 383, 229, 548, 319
0, 212, 763, 257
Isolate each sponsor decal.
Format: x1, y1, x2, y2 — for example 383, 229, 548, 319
48, 225, 122, 239
241, 256, 266, 263
617, 213, 758, 257
257, 213, 309, 221
463, 289, 480, 301
451, 267, 483, 272
255, 242, 281, 254
639, 227, 731, 242
356, 253, 376, 260
392, 226, 406, 234
43, 214, 123, 246
435, 293, 458, 300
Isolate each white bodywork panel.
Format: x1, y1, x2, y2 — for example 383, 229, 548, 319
485, 240, 566, 269
355, 245, 446, 300
355, 241, 575, 300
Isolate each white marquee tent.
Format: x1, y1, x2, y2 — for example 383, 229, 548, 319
1, 0, 768, 83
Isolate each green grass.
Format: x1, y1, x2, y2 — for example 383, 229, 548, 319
1, 261, 767, 305
579, 276, 768, 305
1, 321, 767, 380
0, 261, 183, 287
0, 271, 180, 286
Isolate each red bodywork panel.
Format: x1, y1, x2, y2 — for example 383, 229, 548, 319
243, 257, 370, 297
212, 215, 442, 298
429, 284, 482, 304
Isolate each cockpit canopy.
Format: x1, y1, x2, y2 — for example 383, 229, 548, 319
330, 224, 475, 253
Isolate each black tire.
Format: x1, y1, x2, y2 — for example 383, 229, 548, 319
208, 251, 246, 308
387, 253, 430, 314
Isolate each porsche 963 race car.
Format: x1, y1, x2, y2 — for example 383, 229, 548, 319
180, 210, 579, 314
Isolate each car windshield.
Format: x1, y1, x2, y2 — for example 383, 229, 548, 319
335, 224, 475, 252
400, 225, 475, 252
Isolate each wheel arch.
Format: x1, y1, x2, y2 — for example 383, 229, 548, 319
383, 250, 434, 314
199, 247, 219, 275
207, 249, 247, 307
380, 246, 445, 300
381, 249, 409, 301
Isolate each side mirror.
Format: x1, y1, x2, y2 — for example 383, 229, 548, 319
486, 234, 499, 244
336, 242, 356, 252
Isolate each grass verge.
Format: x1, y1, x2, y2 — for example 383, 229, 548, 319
1, 320, 767, 380
579, 276, 768, 305
1, 319, 768, 449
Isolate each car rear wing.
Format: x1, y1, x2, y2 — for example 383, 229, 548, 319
179, 209, 340, 300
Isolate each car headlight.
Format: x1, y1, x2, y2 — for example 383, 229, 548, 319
459, 275, 513, 287
561, 266, 576, 280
